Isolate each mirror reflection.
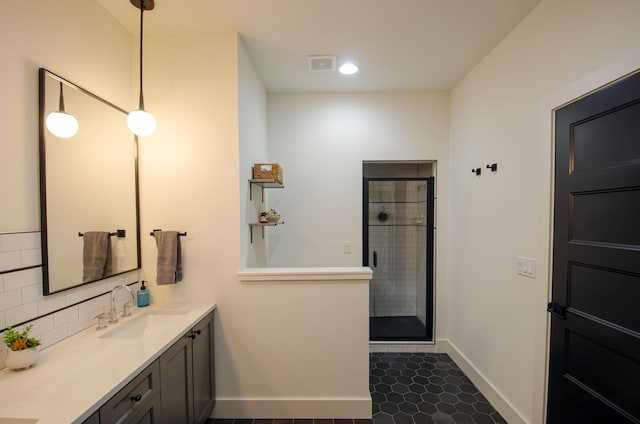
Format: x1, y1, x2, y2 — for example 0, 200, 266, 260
39, 68, 140, 295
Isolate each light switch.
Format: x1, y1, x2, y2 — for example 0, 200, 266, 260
517, 257, 536, 278
344, 241, 351, 254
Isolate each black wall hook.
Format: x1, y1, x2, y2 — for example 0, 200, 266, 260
486, 163, 498, 172
472, 168, 482, 176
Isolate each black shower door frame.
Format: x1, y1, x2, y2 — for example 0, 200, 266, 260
363, 177, 435, 342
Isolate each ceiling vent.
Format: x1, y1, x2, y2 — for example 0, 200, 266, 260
307, 55, 336, 72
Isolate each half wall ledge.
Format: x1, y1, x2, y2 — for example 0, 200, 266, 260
237, 267, 373, 283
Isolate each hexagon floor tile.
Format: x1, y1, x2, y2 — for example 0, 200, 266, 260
208, 353, 506, 424
370, 353, 506, 424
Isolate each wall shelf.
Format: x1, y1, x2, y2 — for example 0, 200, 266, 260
249, 179, 284, 202
249, 221, 284, 243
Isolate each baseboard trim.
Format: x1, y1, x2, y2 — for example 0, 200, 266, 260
439, 339, 528, 424
213, 397, 372, 419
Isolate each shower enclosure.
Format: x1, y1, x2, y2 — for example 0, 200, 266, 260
363, 177, 434, 342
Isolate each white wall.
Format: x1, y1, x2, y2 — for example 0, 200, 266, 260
267, 92, 450, 339
238, 38, 269, 268
448, 0, 640, 423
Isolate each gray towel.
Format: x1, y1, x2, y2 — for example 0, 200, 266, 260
82, 231, 112, 282
155, 230, 182, 285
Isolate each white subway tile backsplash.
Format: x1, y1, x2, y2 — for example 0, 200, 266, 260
0, 230, 139, 369
53, 306, 78, 327
67, 315, 92, 336
20, 248, 42, 267
40, 325, 68, 348
87, 281, 109, 298
1, 233, 36, 252
0, 289, 22, 311
31, 314, 55, 337
3, 268, 39, 291
0, 251, 21, 272
38, 296, 67, 316
21, 285, 41, 304
65, 287, 89, 305
5, 302, 38, 325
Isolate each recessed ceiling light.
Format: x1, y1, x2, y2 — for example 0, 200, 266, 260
339, 63, 359, 75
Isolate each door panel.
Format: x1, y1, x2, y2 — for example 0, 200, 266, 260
548, 70, 640, 423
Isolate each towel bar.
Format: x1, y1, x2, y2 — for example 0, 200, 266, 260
78, 230, 126, 238
150, 229, 187, 237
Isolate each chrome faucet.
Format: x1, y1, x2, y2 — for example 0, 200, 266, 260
109, 285, 136, 323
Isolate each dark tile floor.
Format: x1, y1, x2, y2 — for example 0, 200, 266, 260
370, 353, 506, 424
370, 316, 427, 340
208, 353, 505, 424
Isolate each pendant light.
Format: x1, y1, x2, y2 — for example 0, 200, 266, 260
46, 82, 79, 138
127, 0, 156, 137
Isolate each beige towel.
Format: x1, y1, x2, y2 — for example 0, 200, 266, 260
155, 230, 182, 285
82, 231, 112, 282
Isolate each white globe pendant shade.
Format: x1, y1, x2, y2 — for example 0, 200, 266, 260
127, 110, 156, 136
46, 111, 79, 138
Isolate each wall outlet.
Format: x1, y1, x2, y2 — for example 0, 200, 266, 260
516, 257, 536, 278
343, 241, 351, 254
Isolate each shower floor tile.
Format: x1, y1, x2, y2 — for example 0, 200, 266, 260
207, 353, 505, 424
370, 316, 427, 340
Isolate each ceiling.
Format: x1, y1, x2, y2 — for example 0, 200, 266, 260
98, 0, 541, 92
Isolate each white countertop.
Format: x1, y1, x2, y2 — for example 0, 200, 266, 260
0, 303, 216, 424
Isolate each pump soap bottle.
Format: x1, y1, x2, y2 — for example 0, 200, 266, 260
137, 280, 150, 307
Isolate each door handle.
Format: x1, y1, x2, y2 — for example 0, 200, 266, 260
547, 302, 567, 319
373, 251, 377, 268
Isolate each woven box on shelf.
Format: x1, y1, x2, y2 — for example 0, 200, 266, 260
252, 163, 283, 184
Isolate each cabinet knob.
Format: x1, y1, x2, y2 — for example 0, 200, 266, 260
131, 394, 142, 402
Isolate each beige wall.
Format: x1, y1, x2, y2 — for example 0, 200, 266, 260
0, 0, 132, 233
0, 0, 138, 352
448, 0, 640, 422
140, 33, 371, 417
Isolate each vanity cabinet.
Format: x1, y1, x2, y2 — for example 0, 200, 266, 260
160, 311, 215, 424
99, 360, 161, 424
85, 311, 215, 424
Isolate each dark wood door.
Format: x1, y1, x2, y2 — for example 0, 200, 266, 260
548, 71, 640, 423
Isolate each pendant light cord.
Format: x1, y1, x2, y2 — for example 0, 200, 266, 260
58, 82, 66, 112
138, 0, 145, 110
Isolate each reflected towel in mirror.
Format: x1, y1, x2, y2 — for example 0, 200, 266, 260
82, 231, 112, 282
154, 230, 182, 285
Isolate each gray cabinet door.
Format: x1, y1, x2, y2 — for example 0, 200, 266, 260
82, 410, 100, 424
128, 393, 162, 424
192, 312, 215, 423
160, 334, 193, 423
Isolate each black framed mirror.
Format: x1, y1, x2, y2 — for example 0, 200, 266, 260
39, 68, 140, 295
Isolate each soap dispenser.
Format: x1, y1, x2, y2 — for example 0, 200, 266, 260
137, 280, 150, 307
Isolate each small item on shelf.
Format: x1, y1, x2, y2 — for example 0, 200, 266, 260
259, 213, 268, 223
253, 163, 283, 185
265, 208, 280, 223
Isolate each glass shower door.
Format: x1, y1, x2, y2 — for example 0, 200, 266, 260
364, 177, 434, 342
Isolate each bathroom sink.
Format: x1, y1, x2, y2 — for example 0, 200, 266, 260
99, 309, 189, 339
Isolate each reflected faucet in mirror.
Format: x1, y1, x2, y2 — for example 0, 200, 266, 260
39, 68, 141, 295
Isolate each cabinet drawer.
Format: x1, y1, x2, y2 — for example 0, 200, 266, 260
100, 360, 160, 424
